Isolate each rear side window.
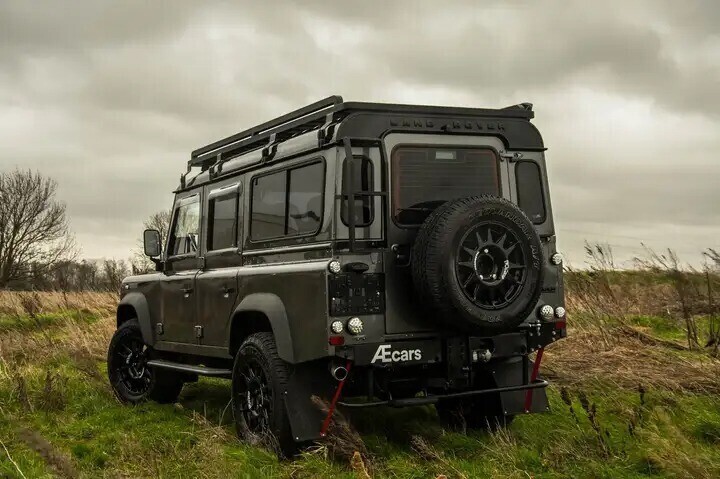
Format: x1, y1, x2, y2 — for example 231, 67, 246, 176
392, 147, 499, 225
208, 192, 238, 250
516, 161, 546, 224
251, 161, 324, 241
341, 156, 374, 227
168, 196, 200, 256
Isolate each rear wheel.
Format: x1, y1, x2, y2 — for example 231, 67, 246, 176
231, 332, 296, 456
107, 319, 184, 404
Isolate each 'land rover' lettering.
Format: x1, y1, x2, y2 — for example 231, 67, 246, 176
371, 344, 423, 363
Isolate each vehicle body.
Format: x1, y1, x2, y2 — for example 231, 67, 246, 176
108, 96, 566, 454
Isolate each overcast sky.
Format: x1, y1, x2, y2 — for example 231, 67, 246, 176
1, 1, 718, 267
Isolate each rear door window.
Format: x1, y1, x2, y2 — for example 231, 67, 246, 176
391, 147, 499, 225
208, 191, 238, 250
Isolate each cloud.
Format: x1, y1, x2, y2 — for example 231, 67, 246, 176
0, 0, 718, 264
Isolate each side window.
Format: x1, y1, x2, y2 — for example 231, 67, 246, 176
208, 191, 238, 251
251, 161, 324, 241
516, 161, 546, 224
168, 196, 200, 256
341, 156, 374, 227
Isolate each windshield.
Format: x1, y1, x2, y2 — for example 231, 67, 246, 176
391, 146, 500, 225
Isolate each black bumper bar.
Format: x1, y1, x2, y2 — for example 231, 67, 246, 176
337, 378, 548, 408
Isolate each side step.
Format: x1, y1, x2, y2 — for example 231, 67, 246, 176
147, 359, 232, 378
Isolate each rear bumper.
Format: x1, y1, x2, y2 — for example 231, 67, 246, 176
335, 330, 555, 367
338, 378, 548, 408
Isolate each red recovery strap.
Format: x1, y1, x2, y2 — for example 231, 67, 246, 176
319, 360, 352, 437
524, 348, 544, 413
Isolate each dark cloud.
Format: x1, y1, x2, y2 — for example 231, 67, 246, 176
0, 0, 718, 263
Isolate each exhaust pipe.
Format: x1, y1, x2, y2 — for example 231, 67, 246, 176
330, 364, 348, 381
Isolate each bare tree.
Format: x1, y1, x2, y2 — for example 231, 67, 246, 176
131, 209, 172, 273
0, 170, 76, 288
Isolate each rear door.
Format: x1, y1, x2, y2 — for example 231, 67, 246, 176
382, 133, 510, 334
195, 179, 243, 351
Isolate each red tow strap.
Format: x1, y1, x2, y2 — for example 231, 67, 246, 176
524, 348, 544, 413
319, 360, 352, 437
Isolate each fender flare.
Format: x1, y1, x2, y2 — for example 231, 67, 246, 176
117, 292, 154, 345
231, 293, 294, 363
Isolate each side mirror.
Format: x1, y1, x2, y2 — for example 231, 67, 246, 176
143, 229, 162, 257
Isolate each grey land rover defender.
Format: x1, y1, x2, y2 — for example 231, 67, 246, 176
107, 96, 566, 455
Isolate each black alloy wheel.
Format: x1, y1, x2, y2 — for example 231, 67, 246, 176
234, 357, 273, 433
107, 319, 184, 404
455, 221, 527, 310
231, 332, 295, 456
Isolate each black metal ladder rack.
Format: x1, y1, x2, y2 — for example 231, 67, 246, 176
190, 96, 345, 171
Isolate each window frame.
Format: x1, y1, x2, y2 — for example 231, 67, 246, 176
340, 154, 375, 228
515, 160, 547, 225
390, 144, 501, 228
166, 193, 201, 260
206, 183, 241, 252
248, 157, 326, 243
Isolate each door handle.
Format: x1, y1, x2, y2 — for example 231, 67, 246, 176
181, 286, 193, 298
221, 286, 235, 298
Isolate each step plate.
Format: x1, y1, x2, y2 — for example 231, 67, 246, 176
147, 359, 232, 378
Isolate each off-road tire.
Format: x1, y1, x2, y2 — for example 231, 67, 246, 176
436, 398, 515, 432
411, 195, 544, 332
231, 332, 296, 457
107, 319, 184, 404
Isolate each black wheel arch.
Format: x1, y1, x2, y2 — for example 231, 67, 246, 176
229, 293, 295, 363
117, 292, 154, 345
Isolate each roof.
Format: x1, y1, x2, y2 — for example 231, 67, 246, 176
188, 96, 540, 174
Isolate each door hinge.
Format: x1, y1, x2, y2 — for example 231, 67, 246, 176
194, 325, 204, 339
499, 151, 524, 162
156, 323, 164, 335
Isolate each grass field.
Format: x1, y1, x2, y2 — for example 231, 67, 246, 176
1, 285, 720, 478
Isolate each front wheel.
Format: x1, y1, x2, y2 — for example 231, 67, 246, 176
231, 332, 296, 456
107, 319, 184, 404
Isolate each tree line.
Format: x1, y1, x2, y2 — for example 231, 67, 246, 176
0, 169, 169, 292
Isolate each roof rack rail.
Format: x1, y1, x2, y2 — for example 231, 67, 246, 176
189, 95, 344, 168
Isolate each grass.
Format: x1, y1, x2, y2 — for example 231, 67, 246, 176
1, 290, 720, 478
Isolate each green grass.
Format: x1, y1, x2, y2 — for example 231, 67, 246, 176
2, 310, 720, 478
629, 314, 715, 345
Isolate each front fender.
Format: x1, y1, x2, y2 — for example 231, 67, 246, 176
117, 292, 154, 346
232, 293, 294, 363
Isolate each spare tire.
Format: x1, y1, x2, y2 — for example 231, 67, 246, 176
411, 195, 544, 332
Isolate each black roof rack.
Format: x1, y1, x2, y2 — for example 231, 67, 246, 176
189, 95, 344, 168
189, 96, 535, 170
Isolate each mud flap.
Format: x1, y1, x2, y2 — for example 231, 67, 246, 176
282, 360, 335, 442
492, 356, 549, 415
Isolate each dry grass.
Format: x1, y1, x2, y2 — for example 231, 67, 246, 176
544, 328, 720, 394
0, 290, 116, 317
